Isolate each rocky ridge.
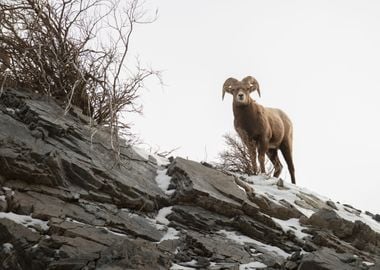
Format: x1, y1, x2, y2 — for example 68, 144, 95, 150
0, 88, 380, 269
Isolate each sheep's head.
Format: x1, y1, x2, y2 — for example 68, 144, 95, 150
222, 76, 260, 106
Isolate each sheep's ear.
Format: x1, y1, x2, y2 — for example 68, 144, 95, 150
222, 77, 238, 100
243, 76, 261, 97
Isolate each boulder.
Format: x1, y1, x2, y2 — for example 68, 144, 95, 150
298, 248, 374, 270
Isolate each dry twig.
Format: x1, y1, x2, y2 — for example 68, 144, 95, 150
0, 0, 161, 150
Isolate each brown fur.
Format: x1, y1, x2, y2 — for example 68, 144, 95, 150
223, 76, 296, 184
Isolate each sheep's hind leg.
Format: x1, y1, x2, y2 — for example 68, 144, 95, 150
267, 149, 283, 178
280, 143, 296, 184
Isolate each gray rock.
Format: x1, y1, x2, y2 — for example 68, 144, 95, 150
0, 89, 161, 212
374, 214, 380, 222
250, 194, 304, 220
168, 157, 259, 217
276, 178, 284, 187
96, 238, 171, 270
0, 218, 44, 269
298, 248, 363, 270
285, 261, 298, 269
305, 209, 380, 254
305, 208, 354, 239
1, 88, 380, 269
296, 192, 327, 211
365, 211, 374, 218
325, 200, 338, 210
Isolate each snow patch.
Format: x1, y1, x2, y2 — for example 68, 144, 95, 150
273, 217, 311, 240
239, 261, 267, 269
0, 212, 49, 231
2, 243, 13, 254
101, 227, 128, 237
5, 108, 15, 114
335, 203, 380, 234
66, 217, 128, 237
160, 227, 180, 242
155, 169, 175, 195
177, 259, 197, 267
244, 176, 316, 218
219, 229, 259, 245
156, 206, 173, 225
240, 174, 380, 235
154, 155, 171, 167
237, 185, 246, 193
65, 217, 86, 225
133, 146, 170, 166
218, 230, 290, 258
133, 146, 150, 160
150, 206, 180, 242
170, 263, 194, 270
363, 261, 375, 267
0, 195, 5, 202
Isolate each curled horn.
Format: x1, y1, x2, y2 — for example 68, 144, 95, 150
242, 76, 261, 97
222, 77, 238, 100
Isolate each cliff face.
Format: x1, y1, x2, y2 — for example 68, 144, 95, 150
0, 88, 380, 270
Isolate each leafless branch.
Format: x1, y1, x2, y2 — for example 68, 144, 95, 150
216, 133, 274, 176
0, 0, 161, 151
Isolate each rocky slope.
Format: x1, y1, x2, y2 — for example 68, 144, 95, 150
0, 88, 380, 270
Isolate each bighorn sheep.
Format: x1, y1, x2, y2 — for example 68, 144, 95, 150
222, 76, 296, 184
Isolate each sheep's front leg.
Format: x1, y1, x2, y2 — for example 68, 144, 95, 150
236, 127, 258, 175
246, 140, 258, 175
257, 141, 269, 175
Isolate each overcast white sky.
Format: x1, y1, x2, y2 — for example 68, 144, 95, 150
128, 0, 380, 214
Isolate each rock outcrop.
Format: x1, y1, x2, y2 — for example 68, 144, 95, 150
1, 88, 380, 269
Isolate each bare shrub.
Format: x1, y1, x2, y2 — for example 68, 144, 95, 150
217, 133, 273, 176
0, 0, 160, 149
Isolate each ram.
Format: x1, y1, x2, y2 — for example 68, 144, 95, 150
222, 76, 296, 184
